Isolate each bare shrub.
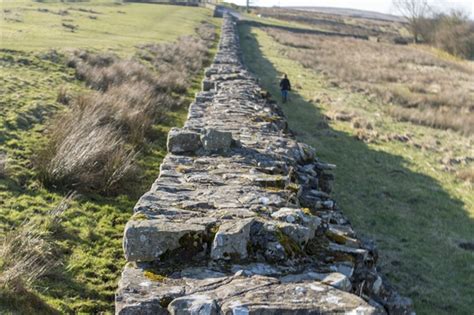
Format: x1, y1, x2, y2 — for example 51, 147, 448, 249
393, 0, 431, 43
265, 27, 474, 134
432, 12, 474, 60
0, 195, 73, 292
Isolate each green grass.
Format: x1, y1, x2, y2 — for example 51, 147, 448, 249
0, 2, 219, 313
239, 23, 473, 315
1, 0, 211, 52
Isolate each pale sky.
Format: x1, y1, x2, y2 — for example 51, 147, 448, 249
226, 0, 474, 18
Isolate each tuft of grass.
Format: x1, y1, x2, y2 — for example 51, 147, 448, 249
0, 194, 73, 292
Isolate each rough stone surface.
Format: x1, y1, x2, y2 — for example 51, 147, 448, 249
211, 218, 254, 260
116, 14, 414, 315
167, 128, 202, 154
123, 220, 206, 262
201, 128, 233, 153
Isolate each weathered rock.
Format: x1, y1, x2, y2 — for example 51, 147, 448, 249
201, 128, 233, 153
168, 295, 219, 315
123, 220, 206, 262
211, 218, 254, 260
167, 128, 202, 154
202, 79, 215, 91
280, 271, 352, 292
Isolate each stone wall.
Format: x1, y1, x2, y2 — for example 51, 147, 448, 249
115, 15, 414, 315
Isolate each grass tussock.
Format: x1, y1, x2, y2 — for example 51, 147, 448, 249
265, 27, 474, 135
35, 24, 215, 195
0, 195, 73, 293
457, 167, 474, 184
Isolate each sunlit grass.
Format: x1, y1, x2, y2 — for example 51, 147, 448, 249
239, 23, 473, 315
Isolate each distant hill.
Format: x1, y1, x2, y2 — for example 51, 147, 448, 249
288, 6, 405, 23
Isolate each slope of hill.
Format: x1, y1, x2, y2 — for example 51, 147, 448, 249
254, 7, 409, 43
0, 1, 219, 313
290, 6, 405, 22
239, 10, 473, 315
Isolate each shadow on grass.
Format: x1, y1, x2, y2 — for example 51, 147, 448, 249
238, 22, 473, 314
0, 287, 61, 315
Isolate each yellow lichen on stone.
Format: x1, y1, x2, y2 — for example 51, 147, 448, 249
131, 212, 148, 221
144, 271, 167, 282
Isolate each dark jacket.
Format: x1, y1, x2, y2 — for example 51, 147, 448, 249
280, 78, 291, 91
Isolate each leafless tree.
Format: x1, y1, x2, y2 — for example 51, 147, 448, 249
393, 0, 431, 42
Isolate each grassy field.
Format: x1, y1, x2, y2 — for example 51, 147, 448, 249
239, 20, 473, 315
1, 0, 211, 51
0, 2, 219, 313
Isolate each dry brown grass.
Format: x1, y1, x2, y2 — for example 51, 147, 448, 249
255, 7, 406, 42
36, 104, 140, 194
0, 195, 73, 292
265, 27, 474, 135
36, 25, 215, 195
457, 166, 474, 184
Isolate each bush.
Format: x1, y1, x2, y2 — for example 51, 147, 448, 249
433, 13, 474, 60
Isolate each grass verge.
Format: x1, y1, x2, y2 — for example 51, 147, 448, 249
0, 2, 220, 312
239, 22, 473, 315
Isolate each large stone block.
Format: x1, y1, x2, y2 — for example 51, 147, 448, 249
211, 218, 254, 260
167, 128, 202, 154
201, 128, 233, 153
123, 220, 206, 262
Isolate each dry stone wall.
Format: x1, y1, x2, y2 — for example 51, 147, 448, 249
115, 14, 414, 315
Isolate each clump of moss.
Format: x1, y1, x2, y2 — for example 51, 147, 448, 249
275, 228, 303, 257
286, 183, 300, 193
143, 271, 167, 282
131, 212, 148, 221
159, 296, 173, 308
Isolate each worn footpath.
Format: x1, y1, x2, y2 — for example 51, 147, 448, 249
115, 14, 414, 315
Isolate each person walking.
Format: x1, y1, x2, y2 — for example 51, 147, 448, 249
279, 74, 291, 103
